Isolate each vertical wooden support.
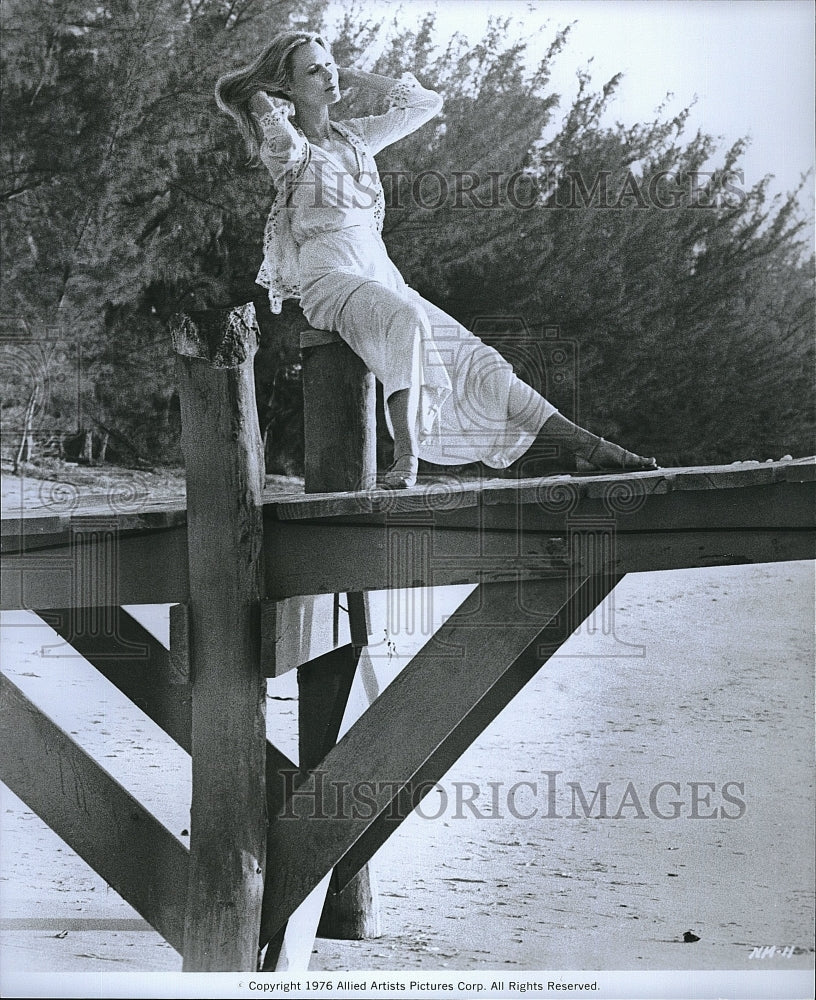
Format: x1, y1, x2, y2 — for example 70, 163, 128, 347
298, 646, 382, 941
300, 329, 377, 493
346, 591, 371, 649
299, 329, 381, 938
170, 303, 267, 972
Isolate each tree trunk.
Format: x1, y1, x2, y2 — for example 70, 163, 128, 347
13, 385, 38, 472
96, 430, 109, 465
81, 429, 94, 465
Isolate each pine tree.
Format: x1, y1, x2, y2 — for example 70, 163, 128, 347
2, 5, 812, 469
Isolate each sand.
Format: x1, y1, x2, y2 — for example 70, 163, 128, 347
0, 469, 813, 988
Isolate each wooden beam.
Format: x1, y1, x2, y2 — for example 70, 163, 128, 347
298, 318, 381, 939
264, 521, 813, 598
168, 603, 191, 684
171, 304, 268, 972
3, 463, 813, 610
301, 329, 377, 493
37, 605, 192, 749
346, 592, 371, 649
0, 673, 188, 952
0, 524, 189, 610
264, 458, 816, 521
35, 607, 296, 820
334, 573, 620, 891
5, 459, 811, 553
259, 573, 614, 944
5, 519, 811, 611
296, 643, 381, 942
2, 460, 812, 553
278, 480, 813, 534
263, 645, 382, 970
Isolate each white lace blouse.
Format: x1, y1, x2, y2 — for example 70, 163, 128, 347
251, 72, 443, 313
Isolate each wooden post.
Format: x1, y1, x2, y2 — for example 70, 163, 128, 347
300, 329, 377, 493
298, 646, 382, 940
170, 303, 267, 972
298, 327, 381, 938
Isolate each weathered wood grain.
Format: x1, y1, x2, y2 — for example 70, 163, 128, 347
37, 606, 297, 819
0, 673, 189, 952
5, 459, 811, 545
297, 641, 381, 942
301, 329, 377, 494
263, 521, 813, 599
4, 498, 811, 610
171, 306, 268, 972
259, 574, 610, 943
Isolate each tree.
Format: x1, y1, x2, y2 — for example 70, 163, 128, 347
364, 17, 814, 464
2, 4, 812, 470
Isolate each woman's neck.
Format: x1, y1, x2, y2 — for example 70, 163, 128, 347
293, 104, 331, 143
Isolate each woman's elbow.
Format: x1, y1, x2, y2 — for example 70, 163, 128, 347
415, 89, 443, 118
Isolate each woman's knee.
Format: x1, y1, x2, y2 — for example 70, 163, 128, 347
387, 300, 429, 338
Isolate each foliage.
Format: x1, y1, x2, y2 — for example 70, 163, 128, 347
1, 1, 812, 470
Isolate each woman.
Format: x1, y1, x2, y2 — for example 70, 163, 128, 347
215, 30, 657, 487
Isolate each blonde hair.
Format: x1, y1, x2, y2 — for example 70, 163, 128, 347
215, 30, 331, 160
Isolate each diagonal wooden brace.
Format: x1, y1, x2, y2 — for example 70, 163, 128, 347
0, 673, 189, 951
259, 572, 619, 945
37, 606, 298, 818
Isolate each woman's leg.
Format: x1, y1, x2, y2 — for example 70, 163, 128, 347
386, 388, 418, 460
528, 411, 657, 471
384, 387, 420, 487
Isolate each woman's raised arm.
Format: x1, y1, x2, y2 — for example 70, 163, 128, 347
249, 91, 307, 184
340, 68, 443, 155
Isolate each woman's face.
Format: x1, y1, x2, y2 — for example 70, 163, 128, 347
284, 40, 340, 109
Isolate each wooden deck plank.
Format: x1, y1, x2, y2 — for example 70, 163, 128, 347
3, 459, 813, 543
259, 574, 608, 943
2, 460, 813, 609
0, 673, 188, 952
263, 459, 816, 521
280, 480, 814, 532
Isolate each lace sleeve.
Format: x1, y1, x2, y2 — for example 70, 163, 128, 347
343, 72, 443, 156
251, 96, 307, 184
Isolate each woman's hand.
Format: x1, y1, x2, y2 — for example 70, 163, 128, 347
249, 91, 272, 117
249, 90, 291, 118
337, 65, 360, 99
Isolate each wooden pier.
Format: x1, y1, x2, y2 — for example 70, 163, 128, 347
1, 303, 814, 971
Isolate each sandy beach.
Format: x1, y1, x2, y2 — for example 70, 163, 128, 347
0, 470, 813, 988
